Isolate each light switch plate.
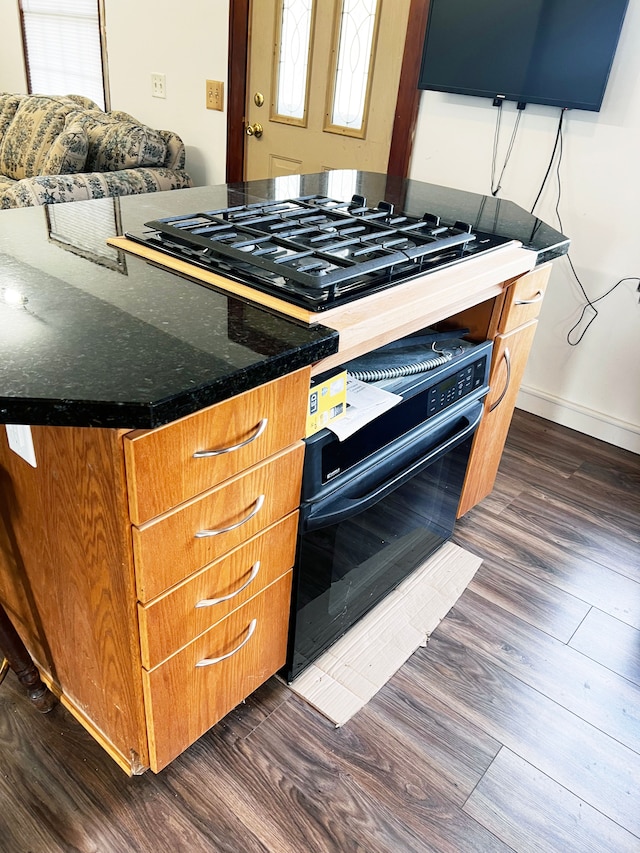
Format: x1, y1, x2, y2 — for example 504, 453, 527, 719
206, 80, 224, 111
151, 73, 166, 98
6, 424, 37, 467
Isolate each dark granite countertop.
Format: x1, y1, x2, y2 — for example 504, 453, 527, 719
0, 172, 567, 430
0, 197, 338, 429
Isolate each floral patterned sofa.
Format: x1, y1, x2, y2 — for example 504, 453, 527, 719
0, 93, 193, 208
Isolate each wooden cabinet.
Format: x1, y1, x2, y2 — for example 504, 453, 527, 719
457, 320, 539, 515
457, 264, 552, 516
138, 513, 298, 670
142, 571, 292, 771
0, 368, 310, 774
131, 445, 304, 599
134, 434, 304, 772
0, 257, 555, 772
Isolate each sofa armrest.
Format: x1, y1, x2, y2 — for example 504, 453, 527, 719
158, 130, 187, 170
0, 167, 193, 208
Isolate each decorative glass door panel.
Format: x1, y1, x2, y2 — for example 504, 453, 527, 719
326, 0, 380, 138
245, 0, 410, 180
272, 0, 315, 125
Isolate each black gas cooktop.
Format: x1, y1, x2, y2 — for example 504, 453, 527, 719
127, 194, 516, 311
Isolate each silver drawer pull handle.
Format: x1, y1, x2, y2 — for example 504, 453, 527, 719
193, 418, 268, 458
515, 290, 544, 306
489, 347, 511, 412
195, 619, 257, 667
195, 561, 261, 607
194, 494, 265, 538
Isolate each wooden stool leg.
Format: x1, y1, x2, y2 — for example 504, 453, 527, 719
0, 603, 56, 713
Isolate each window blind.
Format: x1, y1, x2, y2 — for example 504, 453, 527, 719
20, 0, 106, 110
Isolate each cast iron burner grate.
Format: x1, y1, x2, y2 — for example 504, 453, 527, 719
126, 194, 514, 311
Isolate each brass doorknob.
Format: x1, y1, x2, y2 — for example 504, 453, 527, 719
246, 122, 263, 138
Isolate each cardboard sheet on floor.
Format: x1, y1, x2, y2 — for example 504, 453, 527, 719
287, 541, 481, 727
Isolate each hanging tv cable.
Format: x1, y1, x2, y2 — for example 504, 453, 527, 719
530, 110, 565, 215
490, 101, 523, 197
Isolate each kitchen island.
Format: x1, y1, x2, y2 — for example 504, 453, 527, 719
0, 172, 567, 772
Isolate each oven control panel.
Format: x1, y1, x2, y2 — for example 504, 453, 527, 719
426, 359, 487, 417
302, 336, 493, 495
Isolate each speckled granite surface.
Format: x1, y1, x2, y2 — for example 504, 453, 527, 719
0, 197, 337, 428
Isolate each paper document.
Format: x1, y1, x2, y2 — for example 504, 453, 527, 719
327, 376, 401, 441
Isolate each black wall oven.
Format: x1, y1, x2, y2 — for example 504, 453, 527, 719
283, 335, 492, 682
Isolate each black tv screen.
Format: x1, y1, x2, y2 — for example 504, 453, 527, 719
418, 0, 629, 111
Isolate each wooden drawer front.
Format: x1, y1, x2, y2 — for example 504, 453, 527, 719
143, 571, 292, 772
132, 443, 304, 595
499, 264, 551, 332
138, 511, 298, 667
124, 368, 309, 524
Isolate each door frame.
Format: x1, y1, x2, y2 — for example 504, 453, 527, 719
225, 0, 429, 183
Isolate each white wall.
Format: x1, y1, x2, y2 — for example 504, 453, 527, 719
409, 2, 640, 453
102, 0, 229, 187
0, 3, 27, 91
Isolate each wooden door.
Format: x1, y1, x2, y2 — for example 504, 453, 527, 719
245, 0, 411, 180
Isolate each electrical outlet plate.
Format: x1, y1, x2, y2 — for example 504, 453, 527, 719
151, 73, 166, 99
206, 80, 224, 111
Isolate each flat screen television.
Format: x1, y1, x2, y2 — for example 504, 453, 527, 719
417, 0, 629, 112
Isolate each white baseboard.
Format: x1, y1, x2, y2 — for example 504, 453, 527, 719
516, 386, 640, 455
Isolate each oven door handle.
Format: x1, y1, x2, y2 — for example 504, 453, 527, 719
304, 404, 482, 532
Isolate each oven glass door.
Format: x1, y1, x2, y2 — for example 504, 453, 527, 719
285, 401, 482, 681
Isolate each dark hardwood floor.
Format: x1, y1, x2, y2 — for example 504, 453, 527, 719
1, 410, 639, 852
